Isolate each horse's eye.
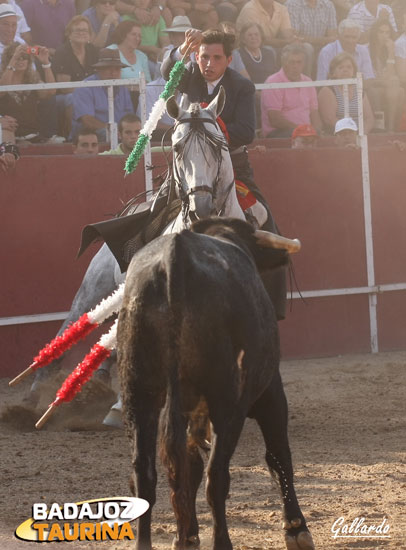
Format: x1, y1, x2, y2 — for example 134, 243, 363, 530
173, 143, 181, 154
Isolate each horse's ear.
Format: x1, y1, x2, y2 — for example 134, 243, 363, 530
166, 95, 187, 120
206, 86, 226, 119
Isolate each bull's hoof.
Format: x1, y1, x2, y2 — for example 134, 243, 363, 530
21, 390, 40, 409
171, 535, 200, 549
102, 408, 124, 429
285, 530, 315, 550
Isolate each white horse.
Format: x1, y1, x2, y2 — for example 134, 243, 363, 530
26, 87, 268, 409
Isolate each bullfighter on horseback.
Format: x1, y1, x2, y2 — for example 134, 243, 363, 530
161, 27, 287, 320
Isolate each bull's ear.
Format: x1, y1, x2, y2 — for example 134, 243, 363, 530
206, 86, 226, 118
166, 95, 186, 120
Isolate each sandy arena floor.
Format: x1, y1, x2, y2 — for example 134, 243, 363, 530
0, 351, 405, 550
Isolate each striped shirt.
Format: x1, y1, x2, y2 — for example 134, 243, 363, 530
348, 2, 397, 33
286, 0, 337, 38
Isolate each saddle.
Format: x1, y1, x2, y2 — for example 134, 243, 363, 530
78, 176, 181, 273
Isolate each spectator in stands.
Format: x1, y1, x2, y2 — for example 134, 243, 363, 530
167, 0, 219, 31
52, 15, 99, 137
334, 116, 359, 147
107, 20, 151, 80
0, 3, 22, 59
291, 123, 319, 148
331, 0, 356, 23
20, 0, 76, 53
238, 22, 276, 83
395, 7, 406, 84
162, 14, 191, 49
367, 19, 404, 132
236, 0, 295, 50
0, 42, 56, 141
99, 112, 140, 154
285, 0, 338, 76
348, 0, 397, 43
317, 18, 375, 81
216, 1, 247, 23
72, 126, 99, 153
0, 1, 31, 45
120, 0, 170, 78
0, 113, 17, 141
116, 0, 172, 27
317, 52, 374, 134
0, 139, 19, 171
261, 43, 321, 138
83, 0, 120, 48
71, 48, 134, 140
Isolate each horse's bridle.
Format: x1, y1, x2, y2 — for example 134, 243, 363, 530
171, 114, 233, 219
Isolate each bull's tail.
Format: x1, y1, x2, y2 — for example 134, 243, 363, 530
159, 233, 191, 545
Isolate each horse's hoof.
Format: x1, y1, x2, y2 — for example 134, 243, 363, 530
171, 535, 200, 549
285, 530, 315, 550
21, 390, 40, 409
102, 408, 123, 429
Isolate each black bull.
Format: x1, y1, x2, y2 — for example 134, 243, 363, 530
117, 218, 314, 550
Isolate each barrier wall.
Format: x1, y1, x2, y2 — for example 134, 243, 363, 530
1, 146, 405, 377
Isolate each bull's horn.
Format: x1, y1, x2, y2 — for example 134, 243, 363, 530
254, 230, 301, 253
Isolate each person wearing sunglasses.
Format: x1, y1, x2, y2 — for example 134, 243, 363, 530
83, 0, 120, 47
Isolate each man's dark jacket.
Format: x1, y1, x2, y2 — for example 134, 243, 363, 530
161, 49, 256, 150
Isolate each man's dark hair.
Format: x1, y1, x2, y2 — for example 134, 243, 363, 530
201, 30, 235, 57
118, 113, 141, 133
72, 127, 99, 145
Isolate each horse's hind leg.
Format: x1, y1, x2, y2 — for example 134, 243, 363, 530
249, 371, 315, 550
26, 244, 118, 405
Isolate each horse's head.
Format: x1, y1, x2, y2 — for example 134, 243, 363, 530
166, 87, 235, 220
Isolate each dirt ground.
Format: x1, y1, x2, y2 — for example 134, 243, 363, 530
0, 351, 405, 550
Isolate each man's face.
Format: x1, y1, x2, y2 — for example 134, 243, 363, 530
258, 0, 273, 10
74, 134, 99, 155
196, 43, 232, 83
97, 66, 122, 80
335, 129, 357, 147
95, 0, 117, 17
0, 15, 17, 46
119, 120, 141, 154
340, 29, 360, 53
283, 53, 305, 81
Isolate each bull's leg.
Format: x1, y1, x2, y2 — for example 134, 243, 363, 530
206, 414, 245, 550
249, 371, 315, 550
124, 400, 159, 550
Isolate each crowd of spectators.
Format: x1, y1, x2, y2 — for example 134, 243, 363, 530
1, 0, 406, 148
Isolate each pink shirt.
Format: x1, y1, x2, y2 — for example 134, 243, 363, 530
261, 68, 318, 136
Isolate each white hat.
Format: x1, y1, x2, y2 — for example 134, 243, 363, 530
0, 4, 19, 19
163, 16, 192, 33
334, 117, 358, 134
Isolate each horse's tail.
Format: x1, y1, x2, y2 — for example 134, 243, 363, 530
159, 233, 191, 545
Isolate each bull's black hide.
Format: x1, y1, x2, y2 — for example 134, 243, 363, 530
117, 218, 314, 550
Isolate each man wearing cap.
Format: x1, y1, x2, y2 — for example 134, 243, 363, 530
0, 1, 31, 44
71, 48, 135, 141
334, 116, 359, 147
291, 124, 319, 148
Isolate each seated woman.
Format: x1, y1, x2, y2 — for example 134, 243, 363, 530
367, 19, 405, 133
238, 22, 277, 84
0, 43, 56, 142
52, 15, 100, 137
107, 20, 151, 81
318, 52, 374, 134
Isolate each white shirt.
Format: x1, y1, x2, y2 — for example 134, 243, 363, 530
317, 39, 375, 80
395, 34, 406, 59
348, 1, 397, 33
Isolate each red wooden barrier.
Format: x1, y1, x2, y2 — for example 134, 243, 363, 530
1, 145, 405, 377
